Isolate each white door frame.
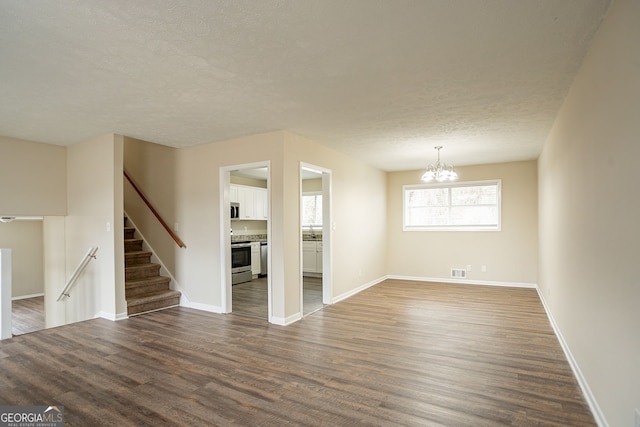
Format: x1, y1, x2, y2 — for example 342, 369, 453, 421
0, 249, 12, 339
300, 162, 332, 313
219, 161, 271, 321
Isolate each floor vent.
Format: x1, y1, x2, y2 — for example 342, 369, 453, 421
451, 268, 467, 279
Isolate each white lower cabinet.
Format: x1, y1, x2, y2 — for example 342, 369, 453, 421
302, 241, 322, 274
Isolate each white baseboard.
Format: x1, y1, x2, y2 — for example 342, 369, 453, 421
96, 311, 128, 321
332, 275, 388, 304
183, 301, 223, 314
387, 275, 537, 289
535, 288, 608, 427
12, 293, 44, 300
271, 312, 302, 326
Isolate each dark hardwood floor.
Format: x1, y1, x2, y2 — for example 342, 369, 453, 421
0, 280, 595, 426
11, 296, 45, 336
232, 276, 324, 320
302, 276, 323, 315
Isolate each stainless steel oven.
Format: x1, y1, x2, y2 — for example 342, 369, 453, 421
231, 241, 252, 285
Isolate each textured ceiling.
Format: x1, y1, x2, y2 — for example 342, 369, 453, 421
0, 0, 610, 171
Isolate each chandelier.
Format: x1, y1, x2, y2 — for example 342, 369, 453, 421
421, 146, 458, 182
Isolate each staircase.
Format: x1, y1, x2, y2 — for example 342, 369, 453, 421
124, 219, 181, 316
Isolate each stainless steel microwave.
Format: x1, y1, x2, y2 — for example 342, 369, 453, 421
230, 202, 240, 220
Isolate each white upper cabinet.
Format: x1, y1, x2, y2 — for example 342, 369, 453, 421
231, 184, 268, 220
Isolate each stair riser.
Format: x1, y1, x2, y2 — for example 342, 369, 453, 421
125, 253, 152, 267
124, 240, 143, 252
124, 228, 136, 239
128, 296, 181, 315
125, 265, 161, 280
126, 282, 171, 298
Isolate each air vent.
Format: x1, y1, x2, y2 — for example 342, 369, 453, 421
451, 268, 466, 279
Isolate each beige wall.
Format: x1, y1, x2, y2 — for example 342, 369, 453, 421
43, 216, 65, 328
538, 0, 640, 425
387, 161, 538, 285
159, 130, 388, 321
231, 175, 268, 188
58, 134, 125, 323
0, 220, 44, 297
124, 137, 179, 274
302, 178, 322, 193
284, 132, 388, 303
175, 131, 285, 314
0, 136, 67, 216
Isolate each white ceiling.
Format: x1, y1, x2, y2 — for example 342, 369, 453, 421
0, 0, 610, 171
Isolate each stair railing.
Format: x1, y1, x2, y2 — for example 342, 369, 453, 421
124, 170, 186, 248
56, 247, 99, 301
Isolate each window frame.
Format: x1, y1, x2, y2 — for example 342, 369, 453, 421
301, 191, 323, 229
403, 179, 502, 231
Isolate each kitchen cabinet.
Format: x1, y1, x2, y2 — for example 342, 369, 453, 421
254, 188, 268, 219
303, 241, 323, 274
251, 242, 261, 276
231, 184, 268, 220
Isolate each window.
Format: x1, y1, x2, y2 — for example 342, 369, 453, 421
403, 180, 501, 231
302, 193, 322, 228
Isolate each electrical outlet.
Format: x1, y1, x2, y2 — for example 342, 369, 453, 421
481, 265, 487, 272
466, 264, 472, 272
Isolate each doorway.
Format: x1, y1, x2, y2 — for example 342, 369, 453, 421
220, 162, 271, 321
0, 217, 46, 337
301, 163, 332, 316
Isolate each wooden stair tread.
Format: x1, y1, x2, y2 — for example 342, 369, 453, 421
125, 276, 171, 286
123, 218, 180, 316
125, 262, 158, 270
126, 290, 181, 306
124, 250, 152, 256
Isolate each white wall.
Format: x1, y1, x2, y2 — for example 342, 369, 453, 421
387, 160, 538, 285
538, 0, 640, 425
0, 220, 44, 298
0, 136, 66, 216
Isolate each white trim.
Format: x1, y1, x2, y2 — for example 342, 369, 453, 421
220, 161, 272, 321
12, 292, 45, 300
182, 300, 223, 314
332, 276, 387, 304
300, 162, 333, 307
271, 312, 302, 326
535, 288, 608, 427
387, 275, 537, 289
96, 311, 129, 321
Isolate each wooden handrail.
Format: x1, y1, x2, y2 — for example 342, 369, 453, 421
124, 170, 186, 248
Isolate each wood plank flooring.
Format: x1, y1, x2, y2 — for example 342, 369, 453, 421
232, 277, 324, 320
11, 296, 45, 336
0, 280, 595, 426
